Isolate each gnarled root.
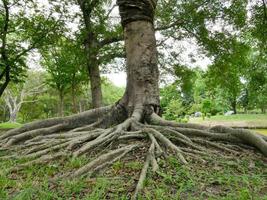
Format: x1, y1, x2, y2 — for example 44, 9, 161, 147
1, 106, 267, 199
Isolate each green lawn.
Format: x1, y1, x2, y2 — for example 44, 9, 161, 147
189, 114, 267, 135
191, 114, 267, 122
0, 122, 22, 130
0, 148, 266, 199
255, 129, 267, 136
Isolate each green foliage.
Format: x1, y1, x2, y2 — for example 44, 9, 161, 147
174, 65, 196, 104
201, 99, 212, 115
164, 99, 186, 121
0, 0, 65, 88
102, 79, 124, 105
160, 83, 189, 121
41, 37, 87, 95
157, 0, 266, 117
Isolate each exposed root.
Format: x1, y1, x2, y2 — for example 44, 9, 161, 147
148, 132, 164, 157
147, 133, 159, 172
9, 152, 66, 173
144, 128, 187, 164
1, 107, 266, 199
149, 112, 207, 130
4, 124, 67, 147
119, 131, 146, 140
0, 106, 112, 140
132, 142, 154, 200
151, 113, 267, 156
70, 144, 141, 179
192, 138, 240, 155
23, 140, 68, 155
210, 125, 267, 156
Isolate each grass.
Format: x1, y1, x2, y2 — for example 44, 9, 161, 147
189, 114, 267, 136
0, 122, 22, 129
255, 129, 267, 136
190, 114, 267, 122
0, 144, 266, 199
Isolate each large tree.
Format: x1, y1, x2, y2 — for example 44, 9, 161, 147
77, 0, 123, 108
1, 0, 267, 199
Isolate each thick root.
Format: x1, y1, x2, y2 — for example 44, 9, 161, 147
4, 124, 68, 147
71, 144, 141, 179
9, 152, 66, 173
150, 113, 267, 156
144, 128, 187, 164
132, 142, 154, 200
0, 106, 112, 141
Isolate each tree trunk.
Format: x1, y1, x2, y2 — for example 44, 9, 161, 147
118, 0, 160, 115
0, 0, 10, 97
77, 0, 103, 109
9, 110, 17, 123
84, 33, 103, 109
58, 91, 64, 117
7, 105, 20, 123
86, 56, 102, 109
231, 100, 237, 114
0, 66, 10, 97
71, 85, 78, 113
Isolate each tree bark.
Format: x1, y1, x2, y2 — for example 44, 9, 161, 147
71, 84, 78, 113
117, 0, 160, 115
231, 100, 237, 114
0, 0, 10, 97
0, 69, 10, 97
77, 0, 103, 108
9, 110, 18, 123
85, 44, 102, 109
58, 91, 64, 117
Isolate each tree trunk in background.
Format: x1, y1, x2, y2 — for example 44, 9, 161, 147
0, 70, 10, 97
118, 0, 160, 114
9, 109, 18, 123
88, 63, 102, 108
71, 85, 78, 113
84, 39, 102, 108
231, 100, 237, 114
77, 0, 103, 108
58, 91, 64, 117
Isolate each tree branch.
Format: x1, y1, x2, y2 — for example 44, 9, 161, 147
105, 4, 117, 20
99, 34, 124, 47
155, 19, 183, 31
1, 0, 9, 62
262, 0, 267, 24
0, 66, 10, 97
0, 67, 7, 80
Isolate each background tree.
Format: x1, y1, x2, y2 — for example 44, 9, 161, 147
0, 0, 64, 96
3, 72, 44, 122
77, 0, 123, 108
41, 37, 87, 116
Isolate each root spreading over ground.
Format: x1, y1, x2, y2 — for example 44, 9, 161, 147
0, 104, 267, 199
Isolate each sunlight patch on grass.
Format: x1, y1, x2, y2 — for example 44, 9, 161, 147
255, 129, 267, 136
0, 122, 22, 129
